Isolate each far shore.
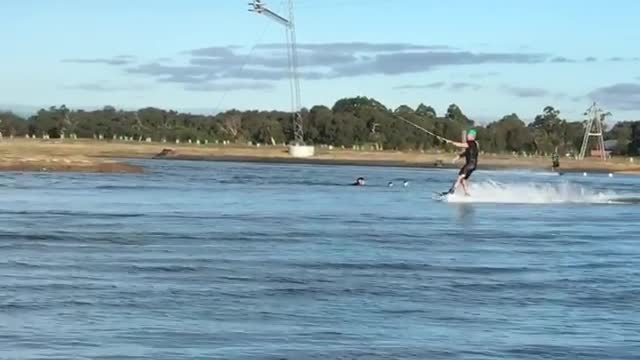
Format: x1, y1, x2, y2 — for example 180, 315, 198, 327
142, 153, 637, 174
0, 138, 639, 175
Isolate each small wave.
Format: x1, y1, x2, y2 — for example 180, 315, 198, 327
0, 209, 145, 218
0, 233, 73, 242
380, 308, 427, 315
1, 299, 96, 311
439, 180, 633, 204
446, 265, 532, 275
290, 261, 535, 275
1, 260, 40, 269
130, 264, 200, 273
94, 184, 170, 190
506, 344, 610, 359
607, 196, 640, 204
1, 302, 44, 311
293, 261, 434, 271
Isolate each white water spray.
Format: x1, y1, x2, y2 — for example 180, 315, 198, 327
440, 180, 626, 204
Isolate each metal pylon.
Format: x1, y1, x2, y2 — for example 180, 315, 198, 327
287, 0, 303, 145
249, 0, 304, 145
578, 102, 608, 160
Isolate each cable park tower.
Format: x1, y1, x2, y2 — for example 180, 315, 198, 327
578, 102, 609, 160
249, 0, 314, 158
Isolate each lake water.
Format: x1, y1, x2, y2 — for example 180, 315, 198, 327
1, 159, 639, 359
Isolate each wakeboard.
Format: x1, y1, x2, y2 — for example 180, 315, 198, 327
433, 191, 451, 201
433, 190, 473, 201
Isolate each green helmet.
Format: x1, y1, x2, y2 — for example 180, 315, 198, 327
468, 129, 477, 137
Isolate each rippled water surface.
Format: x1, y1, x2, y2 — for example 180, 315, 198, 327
1, 160, 639, 359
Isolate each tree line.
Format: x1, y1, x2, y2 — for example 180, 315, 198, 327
1, 97, 639, 156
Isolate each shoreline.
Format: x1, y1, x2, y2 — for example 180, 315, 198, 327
146, 154, 635, 174
146, 150, 640, 175
0, 139, 638, 175
144, 153, 556, 171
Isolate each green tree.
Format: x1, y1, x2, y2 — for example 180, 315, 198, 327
1, 99, 636, 158
488, 113, 532, 153
529, 106, 565, 154
627, 122, 640, 156
0, 112, 28, 136
394, 105, 414, 114
446, 104, 474, 126
416, 103, 436, 118
606, 121, 635, 155
332, 96, 387, 113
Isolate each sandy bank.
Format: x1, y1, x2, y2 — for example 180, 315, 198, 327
0, 141, 144, 173
0, 158, 142, 173
0, 139, 638, 175
146, 144, 640, 174
0, 156, 143, 173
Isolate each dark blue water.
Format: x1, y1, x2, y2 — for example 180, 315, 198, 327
1, 160, 639, 359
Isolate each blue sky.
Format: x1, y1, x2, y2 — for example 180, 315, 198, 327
2, 0, 640, 123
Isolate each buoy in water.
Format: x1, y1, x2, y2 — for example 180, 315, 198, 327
609, 173, 613, 177
583, 172, 587, 177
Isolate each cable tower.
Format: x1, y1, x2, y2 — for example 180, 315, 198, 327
249, 0, 308, 153
578, 102, 609, 160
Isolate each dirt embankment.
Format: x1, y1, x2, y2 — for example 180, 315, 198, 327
0, 140, 143, 173
148, 144, 640, 174
1, 139, 639, 175
0, 156, 142, 173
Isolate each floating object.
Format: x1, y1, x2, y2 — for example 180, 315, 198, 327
609, 173, 613, 177
583, 172, 587, 176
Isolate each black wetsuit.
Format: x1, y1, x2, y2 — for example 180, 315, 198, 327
458, 140, 478, 179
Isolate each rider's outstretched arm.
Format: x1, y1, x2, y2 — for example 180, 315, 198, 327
446, 140, 469, 148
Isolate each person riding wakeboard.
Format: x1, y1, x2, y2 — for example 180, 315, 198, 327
443, 129, 479, 196
551, 147, 560, 172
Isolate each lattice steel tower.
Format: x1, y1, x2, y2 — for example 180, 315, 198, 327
578, 102, 609, 160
